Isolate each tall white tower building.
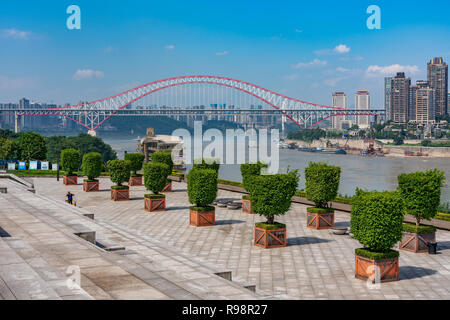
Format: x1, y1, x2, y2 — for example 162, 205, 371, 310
355, 90, 370, 129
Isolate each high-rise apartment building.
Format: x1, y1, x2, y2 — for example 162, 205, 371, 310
331, 91, 347, 130
384, 77, 392, 121
415, 88, 435, 124
355, 90, 370, 128
390, 72, 411, 124
408, 80, 428, 122
427, 57, 448, 117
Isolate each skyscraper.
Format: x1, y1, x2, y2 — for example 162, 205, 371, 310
331, 91, 347, 130
390, 72, 411, 124
384, 77, 392, 121
408, 80, 429, 122
427, 57, 448, 117
415, 88, 435, 124
355, 90, 370, 128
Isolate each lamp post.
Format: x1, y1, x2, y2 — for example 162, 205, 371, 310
56, 157, 60, 182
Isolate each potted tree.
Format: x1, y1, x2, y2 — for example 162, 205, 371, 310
351, 189, 404, 283
240, 162, 267, 214
187, 169, 218, 227
81, 152, 102, 192
60, 148, 81, 185
398, 169, 445, 253
107, 159, 131, 201
125, 153, 145, 186
248, 170, 299, 248
144, 162, 170, 212
304, 162, 341, 229
151, 151, 174, 192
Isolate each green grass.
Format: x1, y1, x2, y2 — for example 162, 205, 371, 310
7, 170, 110, 177
217, 179, 244, 188
306, 207, 335, 214
294, 190, 352, 205
242, 195, 250, 200
83, 179, 98, 182
355, 248, 399, 260
436, 212, 450, 222
130, 173, 142, 177
111, 185, 129, 190
255, 222, 286, 230
144, 194, 165, 199
190, 206, 215, 212
402, 223, 436, 234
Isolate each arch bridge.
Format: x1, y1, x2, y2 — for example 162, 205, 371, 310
2, 76, 385, 133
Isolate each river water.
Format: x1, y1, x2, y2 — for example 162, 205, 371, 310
103, 136, 450, 202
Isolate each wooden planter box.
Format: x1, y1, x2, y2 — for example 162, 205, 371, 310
400, 231, 436, 253
110, 188, 130, 201
254, 226, 287, 249
307, 209, 335, 230
128, 176, 143, 186
83, 180, 99, 192
63, 176, 77, 185
145, 197, 166, 212
162, 181, 172, 193
190, 208, 215, 227
242, 198, 254, 214
355, 254, 399, 283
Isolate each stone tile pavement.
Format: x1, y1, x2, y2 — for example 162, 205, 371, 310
31, 177, 450, 300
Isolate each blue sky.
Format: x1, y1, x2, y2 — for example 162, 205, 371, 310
1, 0, 450, 107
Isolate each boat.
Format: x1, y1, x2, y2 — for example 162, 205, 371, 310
298, 147, 347, 155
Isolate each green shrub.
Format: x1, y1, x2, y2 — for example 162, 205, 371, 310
402, 223, 436, 234
111, 185, 129, 190
124, 153, 145, 175
81, 152, 103, 181
351, 189, 405, 253
151, 152, 174, 173
60, 148, 81, 176
306, 207, 334, 214
144, 194, 165, 199
107, 160, 131, 186
144, 162, 170, 194
189, 205, 215, 212
305, 162, 341, 208
247, 170, 299, 224
355, 248, 399, 260
217, 179, 244, 188
240, 162, 267, 192
255, 222, 286, 230
187, 169, 218, 207
398, 169, 445, 226
193, 158, 220, 173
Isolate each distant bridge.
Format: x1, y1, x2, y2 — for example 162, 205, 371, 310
0, 75, 385, 133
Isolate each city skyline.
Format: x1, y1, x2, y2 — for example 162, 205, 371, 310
1, 1, 450, 107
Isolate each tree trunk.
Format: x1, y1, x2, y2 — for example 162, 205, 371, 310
267, 215, 274, 224
416, 217, 421, 227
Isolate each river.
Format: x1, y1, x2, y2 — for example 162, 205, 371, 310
102, 136, 450, 202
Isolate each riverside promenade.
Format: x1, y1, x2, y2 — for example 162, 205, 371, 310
2, 175, 450, 299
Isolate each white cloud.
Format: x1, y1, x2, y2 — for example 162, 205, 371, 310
365, 64, 420, 77
1, 28, 31, 39
334, 44, 350, 54
216, 50, 229, 56
73, 69, 105, 80
0, 75, 38, 90
165, 44, 175, 50
324, 77, 346, 87
336, 67, 350, 73
292, 59, 327, 69
104, 46, 114, 53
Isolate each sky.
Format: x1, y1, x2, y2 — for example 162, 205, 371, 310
1, 0, 450, 108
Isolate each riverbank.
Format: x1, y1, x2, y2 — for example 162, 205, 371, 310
286, 138, 450, 158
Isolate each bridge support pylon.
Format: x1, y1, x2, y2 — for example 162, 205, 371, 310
88, 130, 97, 137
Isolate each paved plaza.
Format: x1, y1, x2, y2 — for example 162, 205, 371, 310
23, 177, 450, 300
